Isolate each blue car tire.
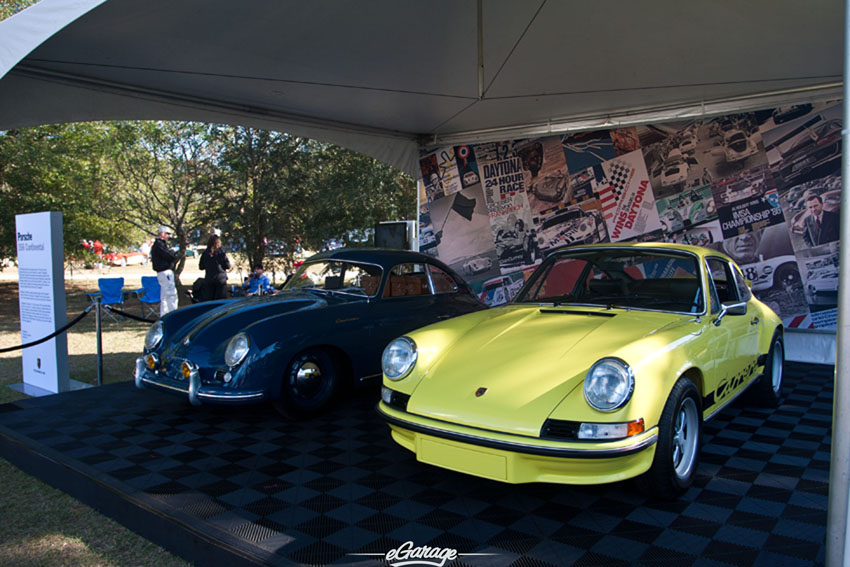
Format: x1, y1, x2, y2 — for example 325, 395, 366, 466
274, 348, 339, 419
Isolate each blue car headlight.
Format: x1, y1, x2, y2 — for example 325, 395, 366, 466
584, 358, 634, 412
144, 321, 164, 350
382, 337, 417, 380
224, 333, 250, 367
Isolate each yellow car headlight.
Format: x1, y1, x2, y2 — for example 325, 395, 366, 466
584, 358, 634, 412
382, 337, 417, 380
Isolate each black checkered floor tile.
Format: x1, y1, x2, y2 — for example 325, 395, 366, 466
0, 362, 831, 566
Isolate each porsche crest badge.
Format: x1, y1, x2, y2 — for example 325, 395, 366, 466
475, 387, 487, 397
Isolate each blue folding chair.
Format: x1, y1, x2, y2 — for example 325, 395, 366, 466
133, 276, 161, 319
85, 277, 126, 321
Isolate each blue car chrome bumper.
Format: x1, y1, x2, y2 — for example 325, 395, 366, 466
134, 357, 266, 406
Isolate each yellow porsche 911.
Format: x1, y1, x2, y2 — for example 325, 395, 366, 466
378, 243, 784, 499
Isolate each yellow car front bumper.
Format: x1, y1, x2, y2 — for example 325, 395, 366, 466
379, 402, 658, 485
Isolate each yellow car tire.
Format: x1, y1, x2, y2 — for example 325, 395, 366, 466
638, 377, 703, 500
751, 333, 784, 408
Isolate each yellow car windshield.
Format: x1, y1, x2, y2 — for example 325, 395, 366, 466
517, 249, 704, 313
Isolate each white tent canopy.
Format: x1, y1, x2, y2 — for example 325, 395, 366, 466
0, 0, 842, 176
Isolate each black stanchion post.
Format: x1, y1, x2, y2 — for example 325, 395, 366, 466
95, 296, 103, 387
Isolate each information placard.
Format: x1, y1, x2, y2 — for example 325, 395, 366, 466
16, 212, 69, 394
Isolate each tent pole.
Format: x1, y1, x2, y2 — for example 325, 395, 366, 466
826, 2, 850, 564
415, 179, 421, 252
477, 0, 484, 100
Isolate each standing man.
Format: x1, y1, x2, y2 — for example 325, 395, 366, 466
803, 194, 840, 247
151, 225, 179, 315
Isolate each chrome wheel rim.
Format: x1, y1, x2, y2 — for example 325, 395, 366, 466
672, 397, 699, 479
293, 361, 323, 398
772, 342, 783, 394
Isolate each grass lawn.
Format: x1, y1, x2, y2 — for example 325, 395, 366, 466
0, 267, 194, 567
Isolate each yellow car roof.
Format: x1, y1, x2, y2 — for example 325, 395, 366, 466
551, 242, 735, 264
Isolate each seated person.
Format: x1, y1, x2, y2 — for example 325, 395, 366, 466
243, 265, 276, 295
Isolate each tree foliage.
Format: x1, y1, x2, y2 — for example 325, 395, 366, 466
305, 145, 416, 250
0, 123, 129, 262
1, 119, 416, 274
0, 0, 38, 21
110, 121, 217, 281
211, 127, 315, 271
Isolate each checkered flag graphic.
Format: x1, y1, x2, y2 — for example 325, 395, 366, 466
595, 160, 634, 219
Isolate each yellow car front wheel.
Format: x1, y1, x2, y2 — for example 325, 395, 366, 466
638, 377, 702, 499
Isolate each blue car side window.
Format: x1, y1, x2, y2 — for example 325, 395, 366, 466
384, 263, 432, 298
429, 265, 459, 294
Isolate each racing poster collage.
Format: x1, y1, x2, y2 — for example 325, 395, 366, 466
418, 102, 841, 330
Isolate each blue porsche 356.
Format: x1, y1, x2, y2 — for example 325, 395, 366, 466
134, 248, 485, 417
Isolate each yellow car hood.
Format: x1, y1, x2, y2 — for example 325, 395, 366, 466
406, 305, 691, 436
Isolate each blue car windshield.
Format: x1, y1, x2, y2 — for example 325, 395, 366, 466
516, 248, 704, 314
285, 260, 383, 297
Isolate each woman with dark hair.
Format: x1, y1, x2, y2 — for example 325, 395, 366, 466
199, 234, 231, 300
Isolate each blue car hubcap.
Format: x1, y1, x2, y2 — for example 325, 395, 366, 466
293, 361, 323, 398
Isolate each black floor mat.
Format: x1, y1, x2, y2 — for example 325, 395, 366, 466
0, 361, 831, 566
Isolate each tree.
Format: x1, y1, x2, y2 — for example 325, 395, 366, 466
305, 145, 416, 250
0, 123, 131, 263
212, 126, 315, 272
110, 121, 217, 282
0, 0, 37, 21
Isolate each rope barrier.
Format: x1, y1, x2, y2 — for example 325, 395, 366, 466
102, 305, 156, 323
0, 305, 94, 353
0, 301, 156, 354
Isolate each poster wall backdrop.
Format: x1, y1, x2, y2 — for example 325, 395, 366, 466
418, 102, 841, 330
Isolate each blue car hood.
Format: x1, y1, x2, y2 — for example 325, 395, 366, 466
162, 290, 363, 363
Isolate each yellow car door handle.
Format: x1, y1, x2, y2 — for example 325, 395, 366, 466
751, 317, 759, 326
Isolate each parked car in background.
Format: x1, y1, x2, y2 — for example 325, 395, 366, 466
104, 249, 147, 266
463, 256, 492, 276
529, 171, 568, 203
494, 223, 539, 268
479, 274, 524, 307
135, 249, 485, 418
379, 243, 784, 498
807, 270, 839, 296
779, 119, 841, 185
740, 255, 801, 293
773, 104, 813, 125
678, 134, 697, 154
720, 182, 760, 204
536, 206, 607, 253
660, 155, 689, 187
462, 170, 480, 186
420, 224, 439, 252
654, 149, 697, 188
723, 130, 758, 162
